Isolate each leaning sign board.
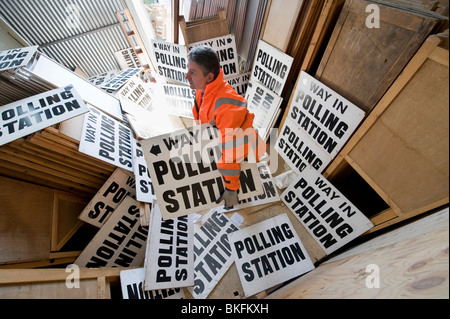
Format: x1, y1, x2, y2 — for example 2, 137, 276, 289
151, 39, 189, 85
144, 204, 194, 290
140, 123, 263, 220
79, 106, 135, 172
251, 40, 293, 95
276, 71, 365, 173
0, 46, 38, 72
100, 68, 142, 93
132, 140, 156, 203
153, 83, 195, 118
188, 208, 239, 299
0, 85, 89, 147
74, 196, 148, 268
188, 34, 239, 78
78, 168, 136, 228
229, 213, 315, 297
281, 166, 373, 255
120, 268, 185, 299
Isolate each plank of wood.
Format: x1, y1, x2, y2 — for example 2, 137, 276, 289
267, 209, 449, 298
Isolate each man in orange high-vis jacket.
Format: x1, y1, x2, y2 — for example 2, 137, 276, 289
186, 46, 266, 209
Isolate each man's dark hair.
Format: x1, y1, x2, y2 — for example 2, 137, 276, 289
187, 46, 221, 80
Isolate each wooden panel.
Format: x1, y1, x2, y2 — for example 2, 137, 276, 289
267, 209, 449, 298
316, 0, 440, 114
348, 42, 449, 215
0, 176, 53, 263
261, 0, 304, 51
179, 8, 229, 45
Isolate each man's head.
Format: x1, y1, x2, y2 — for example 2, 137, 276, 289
186, 46, 220, 91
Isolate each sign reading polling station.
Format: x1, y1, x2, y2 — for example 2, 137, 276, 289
78, 168, 136, 228
188, 34, 239, 77
282, 167, 373, 254
144, 204, 194, 290
0, 46, 38, 72
276, 71, 365, 173
79, 106, 134, 171
115, 48, 141, 70
132, 140, 155, 203
0, 85, 89, 146
153, 83, 195, 118
229, 213, 315, 297
251, 40, 293, 95
116, 71, 153, 113
244, 80, 282, 140
75, 196, 148, 268
188, 208, 239, 299
120, 268, 185, 299
140, 123, 263, 220
152, 39, 188, 85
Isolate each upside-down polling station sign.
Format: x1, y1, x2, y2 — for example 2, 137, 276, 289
79, 106, 135, 171
282, 167, 373, 255
151, 39, 188, 85
0, 46, 38, 72
75, 196, 148, 268
188, 34, 239, 78
0, 85, 89, 146
140, 123, 263, 220
144, 204, 194, 290
78, 168, 136, 228
120, 268, 185, 299
229, 213, 315, 297
251, 40, 293, 95
276, 71, 365, 173
153, 83, 195, 118
188, 208, 239, 299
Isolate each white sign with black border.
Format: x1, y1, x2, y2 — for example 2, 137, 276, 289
0, 46, 38, 72
276, 71, 365, 174
229, 213, 315, 297
0, 85, 89, 147
144, 203, 194, 290
152, 39, 189, 85
79, 106, 135, 172
140, 123, 264, 220
78, 168, 136, 228
74, 196, 148, 268
120, 268, 185, 299
188, 34, 239, 78
251, 40, 293, 95
188, 208, 239, 299
281, 166, 373, 255
132, 140, 156, 203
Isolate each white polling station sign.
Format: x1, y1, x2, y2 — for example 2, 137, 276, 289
0, 46, 38, 72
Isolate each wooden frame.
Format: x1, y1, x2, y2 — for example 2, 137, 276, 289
179, 8, 229, 45
324, 33, 449, 233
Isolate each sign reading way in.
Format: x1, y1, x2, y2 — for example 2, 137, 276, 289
79, 106, 135, 172
152, 39, 188, 85
144, 204, 194, 290
229, 213, 315, 297
0, 85, 89, 146
251, 40, 293, 95
225, 72, 250, 97
276, 71, 365, 173
188, 208, 239, 299
282, 166, 373, 254
78, 168, 136, 228
0, 46, 38, 72
188, 34, 239, 78
75, 196, 148, 268
140, 124, 263, 220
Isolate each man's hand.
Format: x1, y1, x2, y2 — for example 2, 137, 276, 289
216, 189, 238, 209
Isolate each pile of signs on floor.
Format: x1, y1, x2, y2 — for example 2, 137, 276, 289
0, 39, 374, 299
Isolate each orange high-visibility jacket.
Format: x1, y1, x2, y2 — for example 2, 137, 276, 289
192, 69, 266, 191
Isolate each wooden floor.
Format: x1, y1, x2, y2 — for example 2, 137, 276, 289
267, 207, 449, 299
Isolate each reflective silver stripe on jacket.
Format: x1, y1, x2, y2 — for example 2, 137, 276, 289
210, 97, 247, 126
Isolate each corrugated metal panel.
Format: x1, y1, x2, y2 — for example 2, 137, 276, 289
0, 0, 131, 77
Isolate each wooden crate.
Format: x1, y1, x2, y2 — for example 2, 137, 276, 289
179, 8, 229, 45
324, 33, 449, 233
0, 268, 121, 299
